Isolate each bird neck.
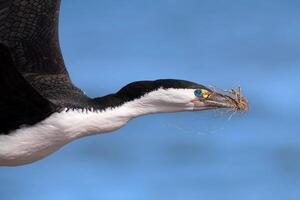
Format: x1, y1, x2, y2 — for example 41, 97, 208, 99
59, 88, 196, 138
58, 98, 169, 139
91, 90, 189, 119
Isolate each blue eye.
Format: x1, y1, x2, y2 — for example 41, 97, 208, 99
194, 89, 203, 97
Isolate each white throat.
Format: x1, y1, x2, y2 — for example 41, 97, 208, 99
0, 88, 195, 166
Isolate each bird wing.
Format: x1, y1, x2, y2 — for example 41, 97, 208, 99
0, 43, 56, 134
0, 0, 90, 108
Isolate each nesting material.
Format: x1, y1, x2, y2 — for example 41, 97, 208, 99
228, 87, 249, 112
212, 86, 249, 112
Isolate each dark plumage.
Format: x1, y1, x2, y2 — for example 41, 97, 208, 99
0, 0, 89, 108
0, 43, 55, 134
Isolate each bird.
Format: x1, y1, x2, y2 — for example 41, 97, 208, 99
0, 0, 242, 166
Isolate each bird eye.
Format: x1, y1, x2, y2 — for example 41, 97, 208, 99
194, 89, 203, 97
194, 89, 210, 98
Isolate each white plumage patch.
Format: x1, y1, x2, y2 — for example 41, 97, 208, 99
0, 88, 196, 166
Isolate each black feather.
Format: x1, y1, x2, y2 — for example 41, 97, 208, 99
0, 43, 56, 134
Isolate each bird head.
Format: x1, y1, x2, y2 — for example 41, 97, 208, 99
116, 79, 245, 115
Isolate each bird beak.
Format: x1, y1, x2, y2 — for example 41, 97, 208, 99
192, 91, 242, 111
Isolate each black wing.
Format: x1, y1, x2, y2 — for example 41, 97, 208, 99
0, 0, 90, 108
0, 43, 56, 134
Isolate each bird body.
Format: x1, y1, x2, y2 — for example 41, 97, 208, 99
0, 0, 242, 166
0, 88, 197, 166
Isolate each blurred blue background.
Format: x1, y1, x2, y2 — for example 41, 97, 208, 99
1, 0, 300, 199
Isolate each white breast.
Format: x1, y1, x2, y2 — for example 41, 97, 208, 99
0, 108, 132, 166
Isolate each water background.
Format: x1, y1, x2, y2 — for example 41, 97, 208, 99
1, 0, 300, 199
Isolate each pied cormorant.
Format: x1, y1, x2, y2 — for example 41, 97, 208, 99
0, 0, 244, 166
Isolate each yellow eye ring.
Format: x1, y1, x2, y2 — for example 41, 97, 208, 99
201, 89, 210, 98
